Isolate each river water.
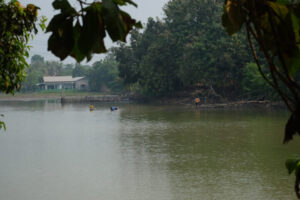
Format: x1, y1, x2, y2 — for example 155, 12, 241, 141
0, 101, 299, 200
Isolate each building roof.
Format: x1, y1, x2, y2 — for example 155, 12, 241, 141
43, 76, 85, 83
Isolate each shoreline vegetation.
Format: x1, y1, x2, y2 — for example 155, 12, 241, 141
0, 92, 285, 109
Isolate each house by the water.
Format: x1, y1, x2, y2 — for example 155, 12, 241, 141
38, 76, 88, 90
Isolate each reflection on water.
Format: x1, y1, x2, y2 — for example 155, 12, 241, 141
0, 101, 298, 200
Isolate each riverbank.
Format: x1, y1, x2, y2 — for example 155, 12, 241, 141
0, 92, 286, 109
0, 92, 113, 101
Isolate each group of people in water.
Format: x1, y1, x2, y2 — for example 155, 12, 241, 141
89, 97, 200, 111
89, 104, 118, 111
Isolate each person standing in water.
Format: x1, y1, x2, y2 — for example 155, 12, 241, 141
194, 97, 200, 108
89, 104, 94, 111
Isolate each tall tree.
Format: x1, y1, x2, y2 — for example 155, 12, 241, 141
113, 0, 253, 97
72, 63, 89, 77
88, 58, 123, 92
0, 1, 40, 94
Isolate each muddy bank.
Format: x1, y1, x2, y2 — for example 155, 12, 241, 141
0, 93, 286, 110
60, 95, 285, 109
150, 96, 286, 109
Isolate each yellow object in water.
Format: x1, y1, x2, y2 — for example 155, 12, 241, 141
89, 105, 94, 111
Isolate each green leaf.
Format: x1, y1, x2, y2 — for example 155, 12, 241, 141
222, 12, 235, 35
113, 0, 137, 7
46, 14, 66, 32
120, 11, 139, 37
267, 2, 289, 18
286, 49, 300, 75
48, 18, 74, 60
296, 161, 300, 176
222, 1, 244, 35
52, 0, 72, 12
102, 0, 126, 41
135, 21, 142, 29
78, 2, 107, 56
70, 22, 85, 62
286, 158, 300, 174
276, 0, 290, 5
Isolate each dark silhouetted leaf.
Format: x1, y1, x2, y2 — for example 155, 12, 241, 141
46, 14, 67, 32
48, 18, 74, 60
78, 2, 107, 57
53, 0, 73, 13
286, 49, 300, 75
286, 158, 300, 174
70, 22, 85, 62
222, 0, 244, 35
277, 0, 290, 5
102, 0, 126, 41
113, 0, 137, 7
284, 108, 300, 143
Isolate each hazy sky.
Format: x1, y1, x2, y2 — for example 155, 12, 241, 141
19, 0, 169, 64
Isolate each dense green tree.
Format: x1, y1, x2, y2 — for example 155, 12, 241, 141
113, 0, 253, 97
72, 63, 89, 77
45, 61, 63, 76
31, 54, 44, 63
0, 1, 41, 96
241, 62, 273, 99
164, 0, 252, 98
113, 43, 139, 85
22, 55, 47, 91
60, 64, 74, 76
88, 58, 124, 92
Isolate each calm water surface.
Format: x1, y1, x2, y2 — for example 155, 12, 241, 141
0, 101, 299, 200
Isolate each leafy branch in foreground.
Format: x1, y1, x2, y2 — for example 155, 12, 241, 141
222, 0, 300, 142
46, 0, 142, 63
0, 0, 40, 94
222, 0, 300, 197
0, 0, 42, 130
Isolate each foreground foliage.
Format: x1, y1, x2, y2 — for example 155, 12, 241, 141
46, 0, 141, 62
222, 0, 300, 197
0, 0, 40, 94
0, 0, 43, 130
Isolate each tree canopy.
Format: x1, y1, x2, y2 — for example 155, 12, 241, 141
0, 0, 41, 94
113, 0, 254, 98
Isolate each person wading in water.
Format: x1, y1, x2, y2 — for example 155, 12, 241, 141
194, 97, 200, 108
